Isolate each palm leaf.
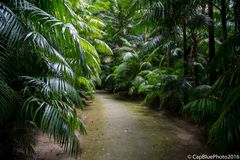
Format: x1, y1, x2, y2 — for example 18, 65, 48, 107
0, 80, 16, 123
0, 2, 22, 46
22, 76, 82, 107
94, 39, 113, 55
24, 31, 70, 67
22, 96, 85, 156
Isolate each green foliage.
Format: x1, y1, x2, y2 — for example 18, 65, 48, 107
184, 70, 240, 152
94, 39, 113, 55
1, 0, 234, 156
97, 0, 240, 153
107, 52, 140, 92
136, 68, 192, 109
0, 0, 110, 158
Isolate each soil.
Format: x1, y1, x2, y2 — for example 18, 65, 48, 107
30, 91, 209, 160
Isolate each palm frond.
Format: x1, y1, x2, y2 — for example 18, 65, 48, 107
48, 62, 75, 81
77, 76, 91, 89
144, 35, 163, 50
22, 96, 85, 156
94, 39, 113, 55
122, 52, 134, 61
0, 80, 16, 123
189, 85, 211, 99
22, 76, 82, 107
140, 62, 152, 70
183, 97, 220, 122
161, 77, 192, 108
118, 46, 135, 53
209, 85, 240, 151
24, 31, 70, 67
0, 2, 22, 47
128, 76, 145, 95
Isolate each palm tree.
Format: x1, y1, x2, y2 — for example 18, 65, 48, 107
184, 69, 240, 152
184, 0, 240, 152
208, 0, 217, 84
0, 0, 110, 158
92, 0, 143, 91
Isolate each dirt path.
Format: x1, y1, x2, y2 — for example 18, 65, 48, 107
80, 91, 209, 160
32, 91, 209, 160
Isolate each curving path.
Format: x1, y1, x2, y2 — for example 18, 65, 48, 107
80, 91, 209, 160
31, 91, 209, 160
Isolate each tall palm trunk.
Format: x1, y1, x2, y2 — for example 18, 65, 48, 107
167, 47, 172, 67
221, 0, 228, 42
183, 22, 188, 77
234, 0, 240, 33
233, 0, 240, 66
191, 33, 198, 86
220, 0, 231, 69
183, 21, 189, 104
208, 0, 216, 85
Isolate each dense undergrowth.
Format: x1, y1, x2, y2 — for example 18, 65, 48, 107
96, 0, 240, 153
0, 0, 111, 158
0, 0, 239, 158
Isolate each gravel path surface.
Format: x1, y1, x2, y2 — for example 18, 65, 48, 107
31, 91, 209, 160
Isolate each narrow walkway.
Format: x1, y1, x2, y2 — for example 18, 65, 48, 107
80, 91, 209, 160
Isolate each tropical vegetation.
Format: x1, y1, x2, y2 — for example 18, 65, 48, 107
0, 0, 112, 158
97, 0, 240, 153
0, 0, 239, 158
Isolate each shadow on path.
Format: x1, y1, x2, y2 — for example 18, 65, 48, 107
80, 91, 209, 160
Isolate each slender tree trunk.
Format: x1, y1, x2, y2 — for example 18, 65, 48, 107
167, 47, 172, 67
183, 21, 189, 104
234, 0, 240, 33
233, 0, 240, 66
144, 25, 147, 42
221, 0, 228, 42
183, 22, 188, 77
191, 33, 198, 86
220, 0, 230, 71
201, 3, 206, 14
208, 0, 217, 85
